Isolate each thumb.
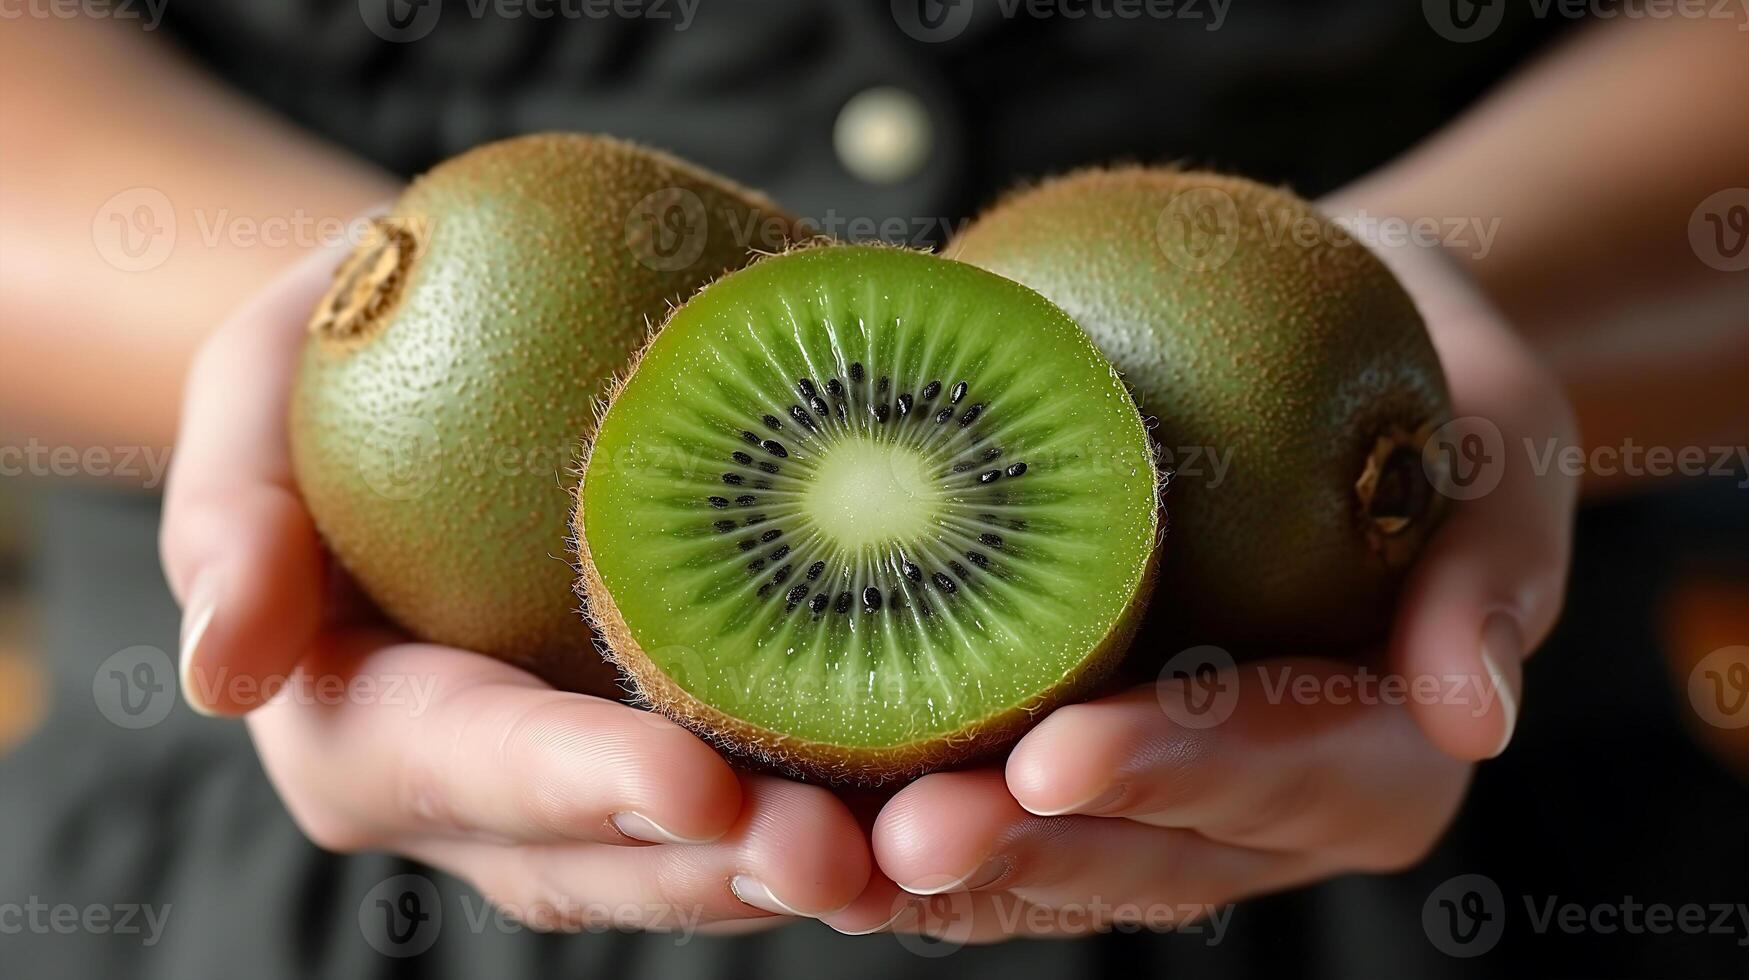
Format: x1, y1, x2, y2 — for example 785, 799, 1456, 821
159, 249, 339, 715
1392, 364, 1578, 761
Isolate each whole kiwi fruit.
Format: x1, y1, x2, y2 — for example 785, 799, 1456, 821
291, 133, 805, 686
948, 168, 1452, 652
573, 245, 1161, 784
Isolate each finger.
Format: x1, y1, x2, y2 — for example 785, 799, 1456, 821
873, 770, 1315, 918
248, 637, 742, 848
1005, 672, 1470, 863
1396, 316, 1579, 760
817, 871, 916, 936
429, 774, 871, 928
159, 245, 351, 714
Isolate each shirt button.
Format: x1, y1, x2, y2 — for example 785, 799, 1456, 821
833, 87, 933, 185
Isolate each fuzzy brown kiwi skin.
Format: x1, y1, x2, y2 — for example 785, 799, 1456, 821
949, 167, 1451, 654
290, 133, 810, 691
569, 245, 1165, 787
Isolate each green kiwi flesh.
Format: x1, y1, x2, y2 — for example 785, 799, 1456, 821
291, 134, 804, 687
575, 245, 1160, 784
948, 168, 1452, 652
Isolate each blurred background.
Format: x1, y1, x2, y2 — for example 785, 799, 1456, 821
2, 2, 1748, 977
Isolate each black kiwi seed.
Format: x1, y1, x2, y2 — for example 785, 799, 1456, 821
878, 376, 890, 393
1006, 462, 1028, 477
753, 479, 773, 490
903, 561, 922, 582
809, 592, 829, 614
932, 571, 957, 593
772, 564, 792, 584
732, 451, 753, 465
786, 585, 808, 608
738, 538, 757, 552
736, 494, 756, 506
896, 393, 913, 416
760, 529, 782, 543
770, 545, 791, 561
979, 532, 1004, 548
850, 362, 865, 383
788, 405, 812, 428
966, 551, 990, 568
763, 414, 783, 431
809, 396, 830, 417
761, 439, 788, 457
748, 558, 766, 571
978, 469, 1002, 484
835, 591, 853, 614
982, 447, 1002, 461
934, 409, 953, 424
712, 519, 736, 532
708, 496, 729, 508
757, 461, 780, 474
953, 461, 977, 473
825, 378, 844, 398
797, 378, 817, 399
959, 404, 983, 427
741, 431, 761, 446
806, 560, 825, 581
863, 586, 882, 611
951, 381, 968, 404
722, 473, 744, 486
949, 560, 970, 578
922, 380, 942, 400
873, 403, 890, 423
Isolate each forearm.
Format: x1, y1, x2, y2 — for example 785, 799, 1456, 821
0, 17, 396, 454
1328, 15, 1749, 490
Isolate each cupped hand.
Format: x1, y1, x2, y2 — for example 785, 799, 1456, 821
825, 217, 1580, 940
159, 246, 870, 931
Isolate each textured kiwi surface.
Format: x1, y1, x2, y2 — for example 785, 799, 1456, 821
576, 245, 1159, 784
291, 134, 804, 686
949, 168, 1451, 652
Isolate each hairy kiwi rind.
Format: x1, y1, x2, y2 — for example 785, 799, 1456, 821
949, 166, 1451, 652
571, 243, 1163, 786
292, 133, 809, 688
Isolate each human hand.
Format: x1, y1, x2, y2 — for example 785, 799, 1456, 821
159, 247, 870, 932
822, 220, 1580, 941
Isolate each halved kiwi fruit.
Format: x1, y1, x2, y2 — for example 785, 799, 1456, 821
291, 134, 804, 690
574, 245, 1160, 785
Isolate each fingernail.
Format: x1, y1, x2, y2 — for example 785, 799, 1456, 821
831, 902, 913, 937
729, 875, 822, 917
178, 574, 220, 716
610, 812, 716, 845
904, 855, 1011, 895
1024, 783, 1126, 817
1480, 612, 1523, 758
